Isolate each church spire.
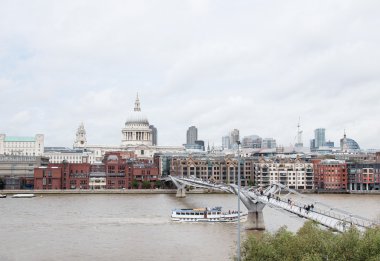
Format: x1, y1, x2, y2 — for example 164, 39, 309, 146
134, 93, 141, 111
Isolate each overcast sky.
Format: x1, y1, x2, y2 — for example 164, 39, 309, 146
1, 1, 380, 149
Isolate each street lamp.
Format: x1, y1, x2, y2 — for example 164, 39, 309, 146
236, 140, 241, 261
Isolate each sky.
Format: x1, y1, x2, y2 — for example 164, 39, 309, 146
0, 0, 380, 149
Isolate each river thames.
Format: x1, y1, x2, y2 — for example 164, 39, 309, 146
1, 193, 379, 261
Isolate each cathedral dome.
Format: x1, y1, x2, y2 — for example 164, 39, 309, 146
125, 94, 149, 126
121, 94, 153, 147
125, 111, 149, 125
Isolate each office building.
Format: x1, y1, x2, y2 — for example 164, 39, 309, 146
314, 128, 326, 148
242, 135, 262, 149
186, 126, 198, 145
149, 125, 158, 145
222, 136, 231, 150
261, 138, 277, 149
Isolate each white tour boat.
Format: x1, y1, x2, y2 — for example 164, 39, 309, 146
12, 194, 35, 198
171, 206, 247, 222
0, 194, 7, 198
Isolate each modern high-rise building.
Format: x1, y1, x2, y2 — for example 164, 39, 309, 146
186, 126, 198, 145
261, 138, 277, 149
222, 136, 231, 150
314, 128, 326, 148
242, 135, 262, 149
149, 125, 158, 145
229, 129, 240, 148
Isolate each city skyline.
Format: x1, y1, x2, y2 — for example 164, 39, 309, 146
1, 1, 380, 149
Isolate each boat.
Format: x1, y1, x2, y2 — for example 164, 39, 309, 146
12, 194, 35, 198
0, 194, 6, 198
171, 206, 248, 222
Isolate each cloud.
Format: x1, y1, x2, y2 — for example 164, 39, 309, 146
0, 1, 379, 149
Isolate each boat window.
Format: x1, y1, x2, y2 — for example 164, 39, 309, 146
176, 212, 180, 215
191, 213, 194, 215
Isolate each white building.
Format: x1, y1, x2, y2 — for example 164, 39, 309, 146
254, 158, 314, 190
0, 134, 44, 156
43, 147, 97, 164
121, 94, 153, 147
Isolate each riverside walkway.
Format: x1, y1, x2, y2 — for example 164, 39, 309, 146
169, 176, 379, 232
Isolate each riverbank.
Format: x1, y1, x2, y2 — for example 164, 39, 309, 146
1, 189, 379, 195
0, 188, 227, 195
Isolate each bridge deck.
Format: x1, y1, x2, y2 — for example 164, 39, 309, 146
169, 176, 378, 232
257, 195, 363, 233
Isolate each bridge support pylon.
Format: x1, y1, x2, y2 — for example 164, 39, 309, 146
176, 187, 186, 198
230, 185, 266, 230
246, 204, 265, 230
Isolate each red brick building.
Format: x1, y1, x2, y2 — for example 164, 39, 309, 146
104, 153, 128, 189
313, 159, 348, 191
128, 162, 159, 189
67, 163, 90, 189
34, 166, 63, 190
34, 163, 90, 190
103, 152, 159, 189
34, 152, 160, 190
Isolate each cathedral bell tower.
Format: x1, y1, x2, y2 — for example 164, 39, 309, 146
73, 122, 87, 149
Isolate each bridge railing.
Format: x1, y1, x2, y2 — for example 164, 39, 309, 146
169, 176, 380, 231
248, 187, 379, 231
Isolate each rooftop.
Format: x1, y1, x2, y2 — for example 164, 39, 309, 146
4, 136, 35, 142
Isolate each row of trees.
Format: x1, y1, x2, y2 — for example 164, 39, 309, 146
130, 180, 162, 189
240, 221, 380, 261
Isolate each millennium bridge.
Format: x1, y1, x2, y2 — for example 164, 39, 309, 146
169, 175, 379, 233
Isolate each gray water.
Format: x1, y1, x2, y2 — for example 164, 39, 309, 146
0, 193, 379, 261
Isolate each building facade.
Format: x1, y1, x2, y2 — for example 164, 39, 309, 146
347, 162, 380, 192
34, 152, 159, 190
186, 126, 198, 145
242, 135, 262, 149
229, 129, 240, 149
166, 154, 252, 186
0, 134, 44, 156
253, 158, 313, 190
313, 159, 347, 191
0, 155, 49, 189
261, 138, 277, 149
314, 128, 326, 148
149, 125, 158, 146
222, 136, 231, 150
44, 147, 97, 164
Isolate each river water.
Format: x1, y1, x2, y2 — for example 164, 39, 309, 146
0, 193, 379, 261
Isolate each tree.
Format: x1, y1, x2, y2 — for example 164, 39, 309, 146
155, 180, 162, 189
240, 221, 380, 261
142, 180, 151, 189
131, 179, 139, 189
